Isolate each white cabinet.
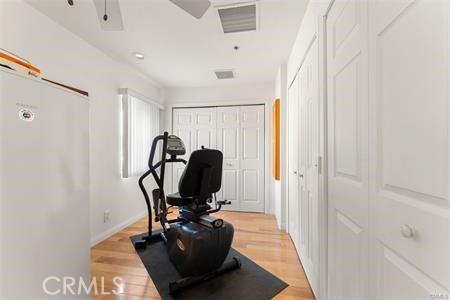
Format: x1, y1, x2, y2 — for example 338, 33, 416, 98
0, 70, 90, 298
173, 105, 265, 213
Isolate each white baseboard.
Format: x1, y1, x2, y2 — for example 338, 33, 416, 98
276, 217, 286, 231
90, 211, 147, 247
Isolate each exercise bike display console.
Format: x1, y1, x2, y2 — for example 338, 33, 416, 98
166, 135, 186, 156
133, 132, 241, 294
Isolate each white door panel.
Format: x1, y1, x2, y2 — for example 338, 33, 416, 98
378, 245, 447, 300
240, 105, 265, 212
175, 105, 265, 213
172, 109, 193, 193
297, 38, 320, 294
333, 210, 364, 299
172, 108, 216, 193
327, 0, 370, 299
217, 106, 240, 211
288, 77, 300, 250
194, 108, 217, 150
369, 0, 450, 298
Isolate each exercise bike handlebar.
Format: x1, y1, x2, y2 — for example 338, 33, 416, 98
139, 132, 188, 235
147, 133, 165, 172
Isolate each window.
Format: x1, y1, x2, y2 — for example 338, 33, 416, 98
121, 89, 162, 178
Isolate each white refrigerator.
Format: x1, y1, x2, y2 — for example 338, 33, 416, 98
0, 69, 90, 298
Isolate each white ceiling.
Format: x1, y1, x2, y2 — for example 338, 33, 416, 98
25, 0, 308, 88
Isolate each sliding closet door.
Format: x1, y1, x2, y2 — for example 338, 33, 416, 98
368, 1, 450, 298
175, 105, 265, 212
172, 107, 217, 192
297, 38, 320, 294
172, 108, 193, 193
217, 106, 240, 211
326, 0, 370, 298
239, 105, 265, 212
288, 76, 300, 248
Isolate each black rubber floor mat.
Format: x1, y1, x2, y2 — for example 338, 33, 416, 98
130, 233, 288, 300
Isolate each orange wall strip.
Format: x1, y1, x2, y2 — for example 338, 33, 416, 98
272, 99, 281, 180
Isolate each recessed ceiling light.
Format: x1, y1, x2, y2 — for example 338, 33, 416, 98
133, 52, 145, 60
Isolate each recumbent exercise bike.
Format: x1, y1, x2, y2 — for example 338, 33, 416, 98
133, 132, 241, 293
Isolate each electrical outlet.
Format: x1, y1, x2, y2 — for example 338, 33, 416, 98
104, 210, 111, 223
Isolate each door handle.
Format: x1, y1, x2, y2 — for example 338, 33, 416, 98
293, 171, 297, 174
400, 224, 415, 239
299, 174, 304, 178
226, 163, 233, 167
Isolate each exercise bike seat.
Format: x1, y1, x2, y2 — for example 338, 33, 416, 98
166, 192, 193, 206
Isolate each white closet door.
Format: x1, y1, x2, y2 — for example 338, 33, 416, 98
297, 38, 320, 294
240, 105, 265, 212
193, 107, 217, 150
288, 76, 300, 248
369, 1, 449, 298
217, 106, 240, 211
174, 105, 264, 212
172, 107, 217, 192
327, 0, 370, 299
172, 108, 194, 193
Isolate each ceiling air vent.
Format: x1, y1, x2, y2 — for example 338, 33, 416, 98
217, 2, 258, 34
215, 70, 235, 79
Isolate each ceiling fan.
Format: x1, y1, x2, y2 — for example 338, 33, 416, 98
67, 0, 211, 31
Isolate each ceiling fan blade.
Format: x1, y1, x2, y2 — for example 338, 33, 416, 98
93, 0, 124, 31
168, 0, 211, 19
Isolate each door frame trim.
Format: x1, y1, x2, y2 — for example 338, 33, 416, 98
166, 99, 271, 214
320, 3, 333, 299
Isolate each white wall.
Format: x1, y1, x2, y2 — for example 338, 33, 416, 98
0, 0, 164, 245
164, 81, 274, 104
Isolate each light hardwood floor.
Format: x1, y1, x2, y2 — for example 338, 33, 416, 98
91, 211, 315, 299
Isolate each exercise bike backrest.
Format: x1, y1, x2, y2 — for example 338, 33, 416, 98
178, 149, 223, 198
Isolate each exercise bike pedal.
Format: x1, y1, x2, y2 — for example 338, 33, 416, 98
133, 230, 165, 250
217, 200, 232, 205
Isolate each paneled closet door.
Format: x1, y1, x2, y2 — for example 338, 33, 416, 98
239, 105, 265, 212
288, 75, 300, 249
217, 106, 240, 211
326, 0, 370, 299
172, 108, 194, 193
193, 107, 217, 150
297, 38, 320, 294
369, 1, 450, 298
172, 107, 217, 192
